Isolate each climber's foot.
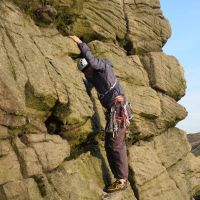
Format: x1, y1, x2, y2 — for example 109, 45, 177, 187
105, 179, 128, 193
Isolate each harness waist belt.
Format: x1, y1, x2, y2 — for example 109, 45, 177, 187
98, 80, 117, 99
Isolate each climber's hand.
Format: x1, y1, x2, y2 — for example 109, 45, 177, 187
69, 35, 82, 44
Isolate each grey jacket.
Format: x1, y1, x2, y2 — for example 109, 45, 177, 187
78, 42, 124, 109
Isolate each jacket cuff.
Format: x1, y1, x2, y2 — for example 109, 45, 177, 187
78, 42, 90, 52
78, 42, 86, 49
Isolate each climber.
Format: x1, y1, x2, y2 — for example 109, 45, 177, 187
69, 35, 132, 193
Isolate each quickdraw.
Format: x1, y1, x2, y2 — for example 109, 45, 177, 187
105, 96, 133, 137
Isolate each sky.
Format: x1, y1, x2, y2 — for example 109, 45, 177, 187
160, 1, 200, 134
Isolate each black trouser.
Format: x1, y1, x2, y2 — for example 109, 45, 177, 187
104, 101, 129, 180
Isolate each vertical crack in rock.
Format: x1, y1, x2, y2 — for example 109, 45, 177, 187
30, 36, 59, 99
32, 174, 48, 198
30, 36, 71, 135
152, 135, 192, 198
43, 94, 68, 136
32, 173, 62, 199
30, 144, 45, 172
0, 183, 7, 199
45, 173, 63, 199
10, 137, 27, 178
0, 28, 17, 81
128, 166, 140, 200
2, 25, 32, 92
165, 151, 192, 195
122, 0, 134, 55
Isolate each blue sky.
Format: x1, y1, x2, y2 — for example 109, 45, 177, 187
160, 1, 200, 133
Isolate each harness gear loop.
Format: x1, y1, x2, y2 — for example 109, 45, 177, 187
105, 95, 133, 138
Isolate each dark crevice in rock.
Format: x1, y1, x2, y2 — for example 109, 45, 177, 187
194, 195, 200, 200
124, 40, 135, 56
32, 174, 47, 197
80, 34, 107, 45
0, 184, 7, 200
68, 52, 81, 60
33, 4, 57, 26
47, 59, 62, 77
44, 99, 65, 137
128, 166, 140, 200
45, 114, 63, 136
53, 1, 83, 36
65, 132, 100, 161
32, 173, 62, 199
120, 0, 135, 55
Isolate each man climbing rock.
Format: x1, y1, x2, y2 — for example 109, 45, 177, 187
70, 35, 132, 193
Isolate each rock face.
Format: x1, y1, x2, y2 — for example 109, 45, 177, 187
0, 0, 200, 200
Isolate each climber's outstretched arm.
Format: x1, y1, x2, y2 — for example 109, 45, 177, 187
69, 35, 106, 70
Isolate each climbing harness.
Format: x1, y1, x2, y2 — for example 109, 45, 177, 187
98, 80, 117, 99
105, 96, 133, 137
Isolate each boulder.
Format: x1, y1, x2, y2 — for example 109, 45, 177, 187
128, 93, 187, 142
153, 128, 191, 168
168, 153, 200, 199
61, 0, 127, 41
128, 128, 200, 200
141, 52, 186, 100
124, 0, 171, 53
0, 178, 43, 200
128, 141, 184, 200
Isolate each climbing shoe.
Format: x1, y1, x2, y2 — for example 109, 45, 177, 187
105, 179, 128, 193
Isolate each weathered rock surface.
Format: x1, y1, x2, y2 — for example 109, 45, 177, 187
47, 150, 137, 200
0, 140, 23, 185
141, 52, 186, 100
0, 0, 199, 200
0, 178, 43, 200
60, 0, 171, 53
128, 128, 200, 200
124, 0, 171, 53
